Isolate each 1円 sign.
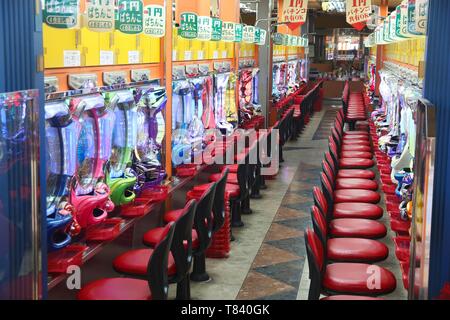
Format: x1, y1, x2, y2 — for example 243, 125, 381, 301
86, 0, 115, 32
44, 0, 79, 29
143, 5, 165, 37
346, 0, 372, 31
179, 13, 198, 39
117, 0, 143, 34
281, 0, 308, 26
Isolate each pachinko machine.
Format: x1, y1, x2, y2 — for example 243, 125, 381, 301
172, 64, 221, 168
272, 59, 288, 102
371, 62, 425, 291
44, 80, 168, 256
238, 61, 261, 126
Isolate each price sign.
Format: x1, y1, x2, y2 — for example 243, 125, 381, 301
143, 5, 165, 37
117, 0, 143, 35
234, 24, 243, 42
198, 16, 212, 41
258, 29, 267, 46
179, 12, 198, 39
211, 18, 223, 41
44, 0, 79, 29
86, 0, 114, 32
222, 22, 235, 42
243, 26, 256, 43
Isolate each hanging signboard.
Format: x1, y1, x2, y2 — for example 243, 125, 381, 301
383, 18, 391, 43
273, 33, 283, 45
346, 0, 372, 31
407, 0, 421, 35
211, 18, 223, 41
117, 0, 143, 35
415, 0, 428, 35
234, 24, 244, 42
280, 0, 309, 29
197, 16, 212, 41
143, 5, 165, 37
44, 0, 80, 29
389, 12, 400, 41
289, 35, 296, 46
243, 26, 256, 43
398, 2, 412, 38
86, 0, 115, 32
222, 22, 235, 42
259, 29, 267, 46
179, 12, 198, 39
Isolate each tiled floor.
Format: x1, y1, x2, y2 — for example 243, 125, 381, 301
182, 101, 407, 301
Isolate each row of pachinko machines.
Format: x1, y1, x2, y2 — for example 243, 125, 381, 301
45, 82, 168, 257
45, 63, 263, 261
369, 61, 423, 291
171, 62, 262, 168
272, 58, 308, 103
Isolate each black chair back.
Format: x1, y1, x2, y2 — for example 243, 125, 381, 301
212, 169, 229, 234
171, 200, 197, 282
194, 183, 217, 253
304, 229, 325, 300
147, 222, 176, 300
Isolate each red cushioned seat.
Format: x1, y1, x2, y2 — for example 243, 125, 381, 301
340, 151, 373, 159
164, 209, 184, 223
329, 219, 387, 239
209, 173, 238, 184
335, 178, 378, 191
77, 278, 152, 300
337, 169, 375, 180
113, 249, 176, 276
143, 227, 167, 247
341, 140, 371, 146
346, 117, 367, 121
333, 203, 383, 220
323, 263, 396, 295
327, 238, 389, 262
334, 189, 380, 204
193, 183, 240, 199
339, 158, 374, 169
321, 295, 384, 300
143, 228, 199, 249
342, 135, 370, 141
226, 164, 239, 173
347, 115, 367, 119
341, 145, 372, 152
192, 183, 214, 193
224, 184, 240, 198
344, 131, 369, 136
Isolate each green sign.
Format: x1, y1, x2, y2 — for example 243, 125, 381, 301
407, 0, 421, 35
44, 0, 79, 29
273, 33, 283, 45
86, 0, 115, 32
234, 24, 243, 42
258, 29, 267, 46
198, 16, 212, 41
211, 18, 222, 41
117, 0, 143, 34
143, 5, 165, 37
222, 22, 235, 42
254, 28, 261, 44
179, 12, 198, 39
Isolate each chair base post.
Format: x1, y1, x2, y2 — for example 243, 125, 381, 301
190, 254, 210, 282
176, 276, 191, 300
231, 200, 244, 227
